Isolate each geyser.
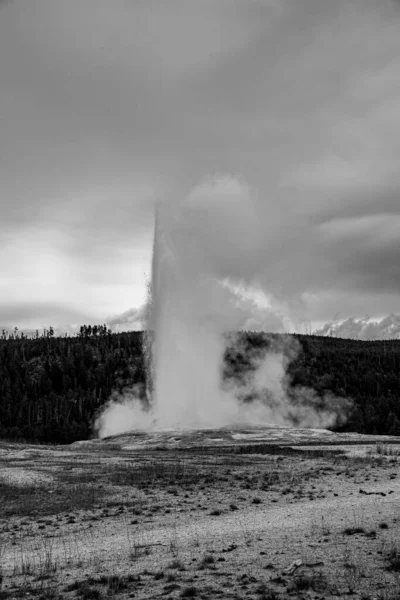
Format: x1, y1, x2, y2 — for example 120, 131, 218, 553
95, 176, 350, 437
146, 198, 238, 428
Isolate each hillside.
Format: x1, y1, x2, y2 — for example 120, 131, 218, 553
0, 330, 399, 443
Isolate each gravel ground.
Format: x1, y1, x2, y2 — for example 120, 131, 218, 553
1, 431, 400, 599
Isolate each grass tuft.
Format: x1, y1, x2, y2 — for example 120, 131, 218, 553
342, 526, 366, 536
181, 585, 197, 597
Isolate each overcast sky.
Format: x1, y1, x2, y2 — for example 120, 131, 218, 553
1, 0, 400, 334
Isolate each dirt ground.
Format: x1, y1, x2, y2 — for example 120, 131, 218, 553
1, 428, 399, 600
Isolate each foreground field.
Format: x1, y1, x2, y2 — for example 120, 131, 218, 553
1, 428, 400, 600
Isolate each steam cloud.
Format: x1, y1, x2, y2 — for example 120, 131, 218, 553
95, 176, 350, 437
106, 306, 146, 332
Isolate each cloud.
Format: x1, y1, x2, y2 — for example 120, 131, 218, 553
1, 0, 400, 328
315, 315, 400, 340
0, 301, 92, 334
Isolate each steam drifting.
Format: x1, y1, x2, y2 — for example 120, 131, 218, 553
95, 176, 350, 437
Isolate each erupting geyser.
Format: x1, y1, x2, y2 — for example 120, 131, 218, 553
145, 198, 237, 428
95, 176, 350, 437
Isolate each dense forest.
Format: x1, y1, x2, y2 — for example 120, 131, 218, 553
0, 327, 399, 443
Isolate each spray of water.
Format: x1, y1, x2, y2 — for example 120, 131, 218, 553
95, 176, 350, 437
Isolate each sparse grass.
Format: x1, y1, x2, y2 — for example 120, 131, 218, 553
2, 442, 400, 600
376, 443, 400, 457
292, 572, 328, 593
386, 543, 400, 572
128, 541, 152, 561
342, 526, 366, 536
154, 570, 164, 580
258, 589, 281, 600
168, 559, 185, 571
0, 478, 103, 517
12, 539, 58, 579
164, 582, 181, 593
76, 583, 103, 600
109, 459, 189, 487
66, 574, 140, 597
181, 585, 197, 597
198, 554, 215, 570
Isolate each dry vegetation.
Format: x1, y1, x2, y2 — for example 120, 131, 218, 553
1, 439, 399, 599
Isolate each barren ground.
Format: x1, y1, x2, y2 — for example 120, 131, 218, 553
1, 427, 400, 600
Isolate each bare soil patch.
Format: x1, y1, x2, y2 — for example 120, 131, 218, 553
1, 428, 400, 599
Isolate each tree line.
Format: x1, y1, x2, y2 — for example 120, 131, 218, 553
0, 328, 399, 443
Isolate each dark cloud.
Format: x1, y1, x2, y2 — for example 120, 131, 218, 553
0, 0, 400, 332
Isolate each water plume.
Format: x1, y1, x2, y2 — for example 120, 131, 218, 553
95, 175, 350, 437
